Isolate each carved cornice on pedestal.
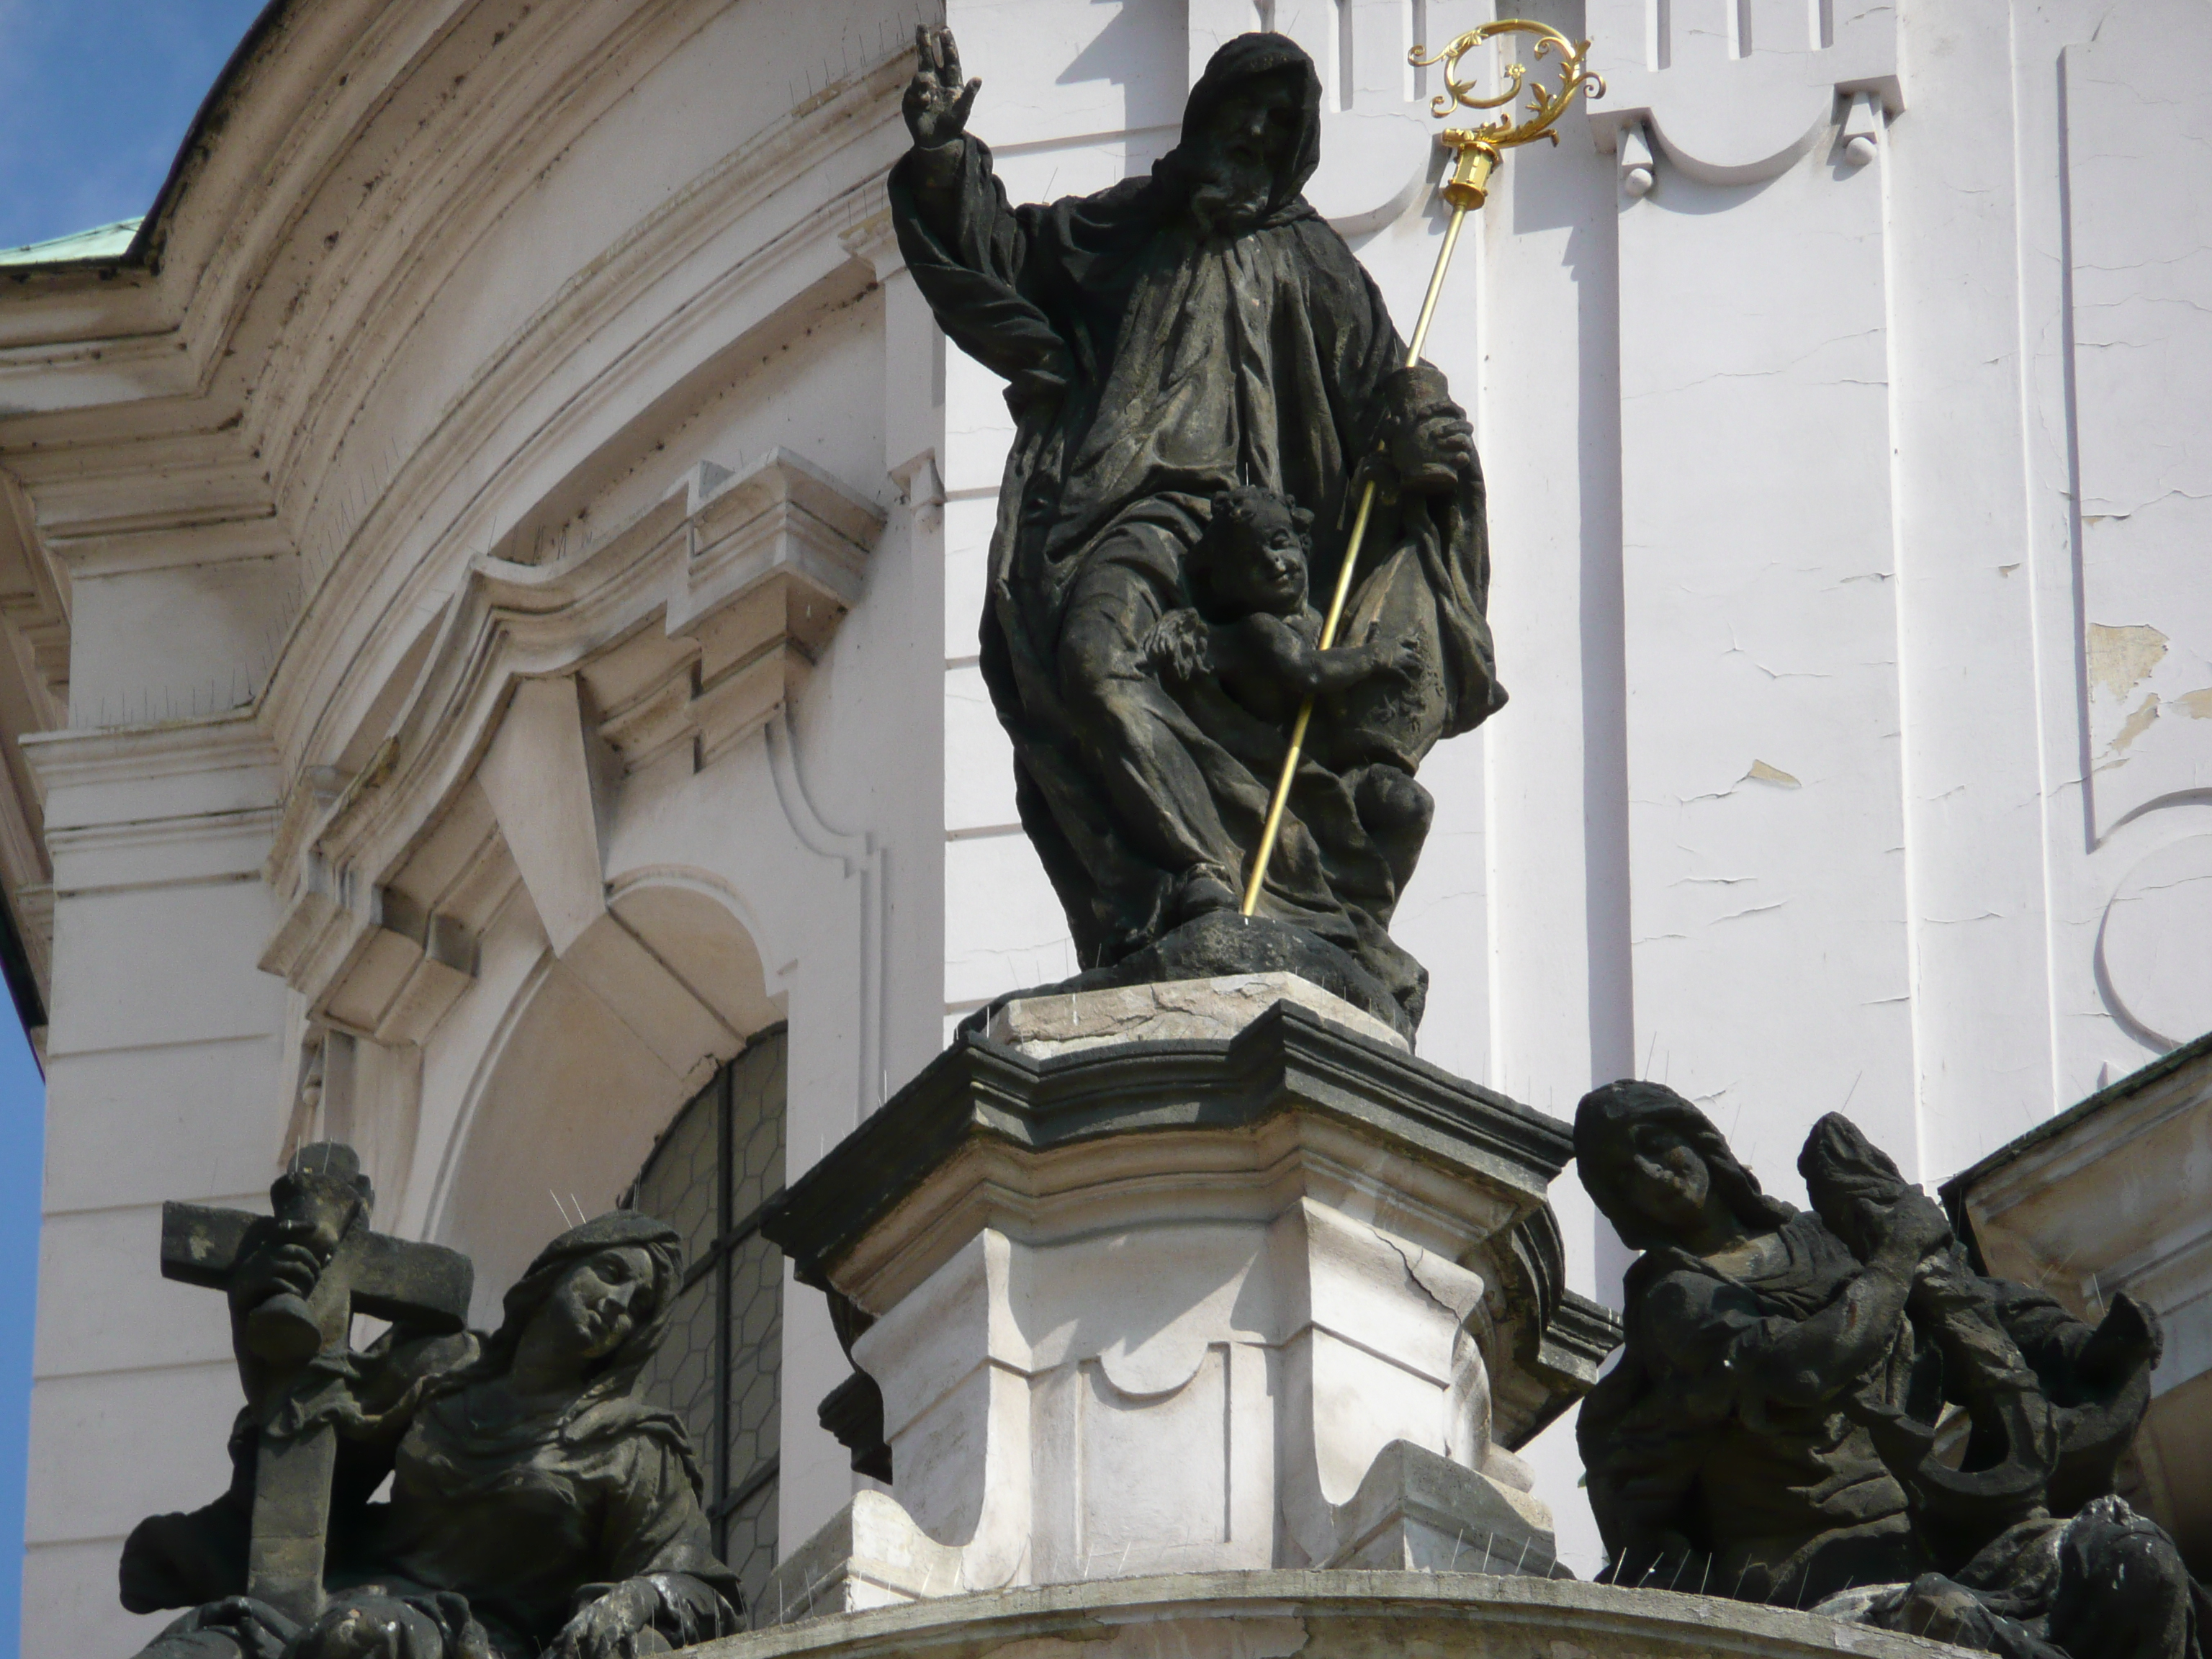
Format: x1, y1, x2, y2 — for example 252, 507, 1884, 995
766, 1003, 1578, 1301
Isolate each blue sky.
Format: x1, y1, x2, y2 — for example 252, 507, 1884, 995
0, 0, 266, 251
0, 0, 269, 1633
0, 1019, 40, 1645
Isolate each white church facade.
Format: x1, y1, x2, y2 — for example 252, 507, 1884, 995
0, 0, 2207, 1653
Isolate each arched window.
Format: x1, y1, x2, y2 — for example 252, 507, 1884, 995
626, 1026, 786, 1607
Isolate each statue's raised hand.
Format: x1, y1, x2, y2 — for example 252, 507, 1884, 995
906, 25, 981, 149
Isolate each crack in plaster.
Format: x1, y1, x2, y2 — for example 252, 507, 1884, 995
1713, 902, 1786, 924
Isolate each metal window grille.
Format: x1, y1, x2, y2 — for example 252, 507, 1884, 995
625, 1026, 786, 1609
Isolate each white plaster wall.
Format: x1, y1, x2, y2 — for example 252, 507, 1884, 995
19, 721, 290, 1656
922, 0, 2212, 1576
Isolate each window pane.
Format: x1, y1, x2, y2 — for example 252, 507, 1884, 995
730, 1037, 784, 1223
631, 1076, 721, 1273
726, 1230, 782, 1491
627, 1026, 786, 1617
636, 1278, 716, 1474
720, 1469, 779, 1618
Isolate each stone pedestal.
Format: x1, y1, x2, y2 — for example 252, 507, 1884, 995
761, 985, 1617, 1621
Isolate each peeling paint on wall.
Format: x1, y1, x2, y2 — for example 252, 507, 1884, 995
2087, 622, 2170, 699
1743, 760, 1802, 788
2174, 688, 2212, 720
2109, 693, 2161, 753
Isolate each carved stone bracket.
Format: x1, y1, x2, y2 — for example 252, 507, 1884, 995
624, 449, 881, 772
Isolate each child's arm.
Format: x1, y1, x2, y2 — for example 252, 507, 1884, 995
1244, 615, 1419, 696
1143, 609, 1216, 683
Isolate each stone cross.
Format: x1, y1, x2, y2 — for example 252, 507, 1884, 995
160, 1143, 473, 1627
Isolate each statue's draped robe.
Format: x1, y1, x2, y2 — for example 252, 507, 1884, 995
336, 1359, 738, 1654
1574, 1098, 2203, 1659
1582, 1205, 2208, 1653
1578, 1210, 1923, 1604
890, 35, 1501, 1003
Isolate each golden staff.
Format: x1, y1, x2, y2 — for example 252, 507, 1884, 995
1238, 21, 1604, 917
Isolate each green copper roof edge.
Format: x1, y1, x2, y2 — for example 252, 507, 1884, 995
1938, 1023, 2212, 1203
0, 217, 146, 270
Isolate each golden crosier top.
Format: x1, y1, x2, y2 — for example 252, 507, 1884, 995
1410, 19, 1604, 138
1238, 20, 1605, 912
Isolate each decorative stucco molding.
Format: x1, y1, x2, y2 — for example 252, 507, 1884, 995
258, 448, 884, 1044
1587, 0, 1902, 185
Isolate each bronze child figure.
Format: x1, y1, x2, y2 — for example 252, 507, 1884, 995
1147, 487, 1419, 729
1143, 486, 1433, 922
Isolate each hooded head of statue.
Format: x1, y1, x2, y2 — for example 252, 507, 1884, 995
1161, 33, 1323, 235
1574, 1079, 1797, 1254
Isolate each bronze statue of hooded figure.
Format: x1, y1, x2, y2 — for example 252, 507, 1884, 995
891, 28, 1503, 1021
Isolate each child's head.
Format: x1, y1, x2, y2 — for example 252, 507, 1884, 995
1192, 486, 1314, 618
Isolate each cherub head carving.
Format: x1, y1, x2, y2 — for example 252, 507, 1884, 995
1190, 485, 1316, 619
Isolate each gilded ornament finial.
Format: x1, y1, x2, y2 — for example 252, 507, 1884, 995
1408, 21, 1605, 207
1240, 22, 1604, 917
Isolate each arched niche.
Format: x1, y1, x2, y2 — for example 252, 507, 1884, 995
429, 869, 781, 1320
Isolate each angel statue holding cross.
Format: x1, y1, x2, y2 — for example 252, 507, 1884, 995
120, 1143, 741, 1659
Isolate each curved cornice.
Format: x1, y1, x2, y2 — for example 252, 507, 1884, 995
256, 446, 885, 1051
764, 1009, 1576, 1295
0, 0, 904, 418
263, 54, 903, 774
0, 0, 910, 783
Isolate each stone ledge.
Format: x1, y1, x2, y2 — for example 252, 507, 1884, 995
700, 1570, 1964, 1658
1326, 1441, 1561, 1575
985, 973, 1410, 1058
